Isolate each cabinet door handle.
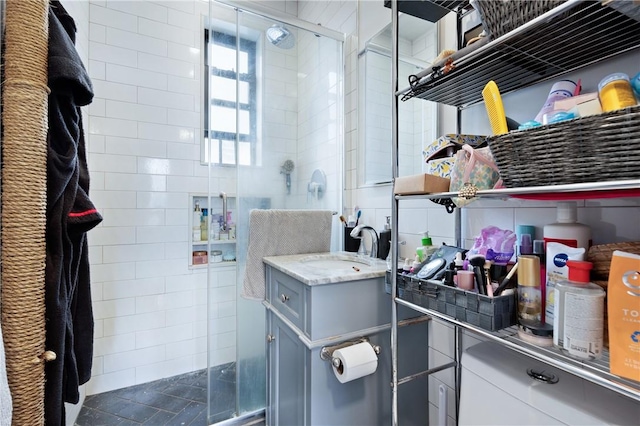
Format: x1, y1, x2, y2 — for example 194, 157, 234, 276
280, 293, 290, 303
267, 334, 276, 343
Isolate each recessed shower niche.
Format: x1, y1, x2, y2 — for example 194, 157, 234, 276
189, 193, 237, 268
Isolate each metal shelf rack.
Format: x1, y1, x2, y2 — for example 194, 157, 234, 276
389, 1, 640, 425
395, 179, 640, 201
398, 0, 640, 108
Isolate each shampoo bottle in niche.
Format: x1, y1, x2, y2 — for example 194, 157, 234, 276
378, 216, 391, 260
543, 201, 591, 250
553, 260, 604, 360
193, 202, 202, 242
200, 208, 209, 241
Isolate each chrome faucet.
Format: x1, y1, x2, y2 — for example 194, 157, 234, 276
350, 225, 379, 258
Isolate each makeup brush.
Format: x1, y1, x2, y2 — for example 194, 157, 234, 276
339, 215, 347, 226
493, 262, 518, 296
484, 260, 493, 297
468, 255, 487, 295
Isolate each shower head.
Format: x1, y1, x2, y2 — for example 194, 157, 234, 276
267, 24, 295, 49
282, 159, 295, 173
281, 159, 295, 195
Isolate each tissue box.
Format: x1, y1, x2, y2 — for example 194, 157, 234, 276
394, 173, 451, 195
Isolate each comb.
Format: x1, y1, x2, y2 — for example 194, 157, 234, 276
482, 81, 509, 135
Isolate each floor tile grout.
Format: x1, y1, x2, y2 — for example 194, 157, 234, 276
75, 364, 236, 426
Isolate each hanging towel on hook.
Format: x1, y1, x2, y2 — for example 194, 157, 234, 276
45, 2, 102, 425
242, 210, 332, 300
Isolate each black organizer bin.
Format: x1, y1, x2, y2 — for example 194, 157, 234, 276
385, 272, 516, 331
385, 271, 418, 304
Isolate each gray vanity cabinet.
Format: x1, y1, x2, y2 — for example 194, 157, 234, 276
266, 313, 305, 426
264, 259, 429, 426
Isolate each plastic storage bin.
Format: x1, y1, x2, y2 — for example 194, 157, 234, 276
386, 272, 516, 331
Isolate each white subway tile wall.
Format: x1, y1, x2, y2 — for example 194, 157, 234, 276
83, 0, 346, 395
82, 0, 221, 394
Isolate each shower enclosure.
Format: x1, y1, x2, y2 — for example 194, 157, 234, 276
205, 2, 344, 423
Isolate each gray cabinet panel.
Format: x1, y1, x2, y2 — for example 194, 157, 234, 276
268, 314, 304, 426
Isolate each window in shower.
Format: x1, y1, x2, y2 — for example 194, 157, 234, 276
204, 30, 256, 166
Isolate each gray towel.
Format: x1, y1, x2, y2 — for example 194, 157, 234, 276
241, 209, 332, 300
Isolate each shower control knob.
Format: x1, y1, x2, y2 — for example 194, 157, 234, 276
280, 294, 290, 303
267, 334, 276, 343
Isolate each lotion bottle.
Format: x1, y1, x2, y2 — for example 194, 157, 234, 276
543, 201, 591, 250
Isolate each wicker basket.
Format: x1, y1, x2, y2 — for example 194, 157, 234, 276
587, 241, 640, 282
473, 0, 566, 39
586, 241, 640, 348
488, 105, 640, 188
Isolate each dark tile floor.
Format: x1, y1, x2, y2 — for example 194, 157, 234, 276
75, 363, 237, 426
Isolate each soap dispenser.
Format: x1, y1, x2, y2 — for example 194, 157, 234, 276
378, 216, 391, 260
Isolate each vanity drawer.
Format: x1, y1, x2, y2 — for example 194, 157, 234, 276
268, 268, 306, 331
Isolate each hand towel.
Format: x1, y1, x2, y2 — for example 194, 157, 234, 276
241, 209, 332, 300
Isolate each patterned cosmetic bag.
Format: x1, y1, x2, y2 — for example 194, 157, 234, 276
449, 144, 502, 208
423, 134, 489, 212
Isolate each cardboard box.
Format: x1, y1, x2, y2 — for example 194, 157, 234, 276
394, 173, 451, 195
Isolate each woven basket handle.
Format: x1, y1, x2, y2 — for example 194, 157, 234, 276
461, 144, 503, 189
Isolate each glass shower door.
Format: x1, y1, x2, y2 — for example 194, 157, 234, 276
206, 2, 343, 423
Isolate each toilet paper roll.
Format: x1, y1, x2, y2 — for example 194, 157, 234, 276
332, 342, 378, 384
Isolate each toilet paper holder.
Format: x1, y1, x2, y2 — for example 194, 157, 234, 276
320, 337, 381, 368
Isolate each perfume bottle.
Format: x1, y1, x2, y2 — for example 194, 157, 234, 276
517, 255, 541, 323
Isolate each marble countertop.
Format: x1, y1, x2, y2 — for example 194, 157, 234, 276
263, 252, 388, 285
